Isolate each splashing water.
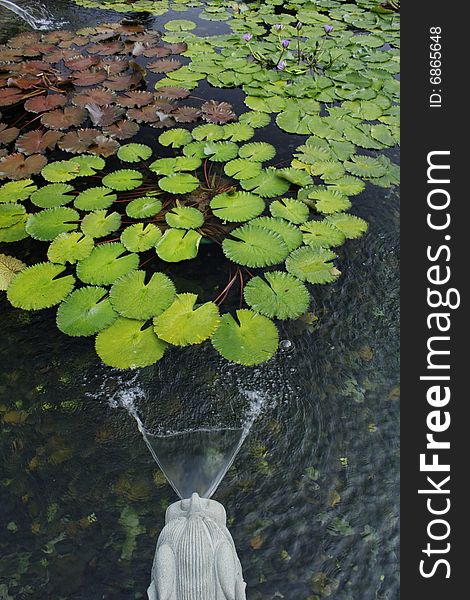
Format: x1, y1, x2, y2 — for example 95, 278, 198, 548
0, 0, 58, 30
106, 371, 276, 499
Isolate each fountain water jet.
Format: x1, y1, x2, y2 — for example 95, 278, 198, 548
0, 0, 55, 30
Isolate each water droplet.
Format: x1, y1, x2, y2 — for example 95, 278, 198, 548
280, 339, 293, 352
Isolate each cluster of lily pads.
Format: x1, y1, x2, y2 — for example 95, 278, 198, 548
0, 0, 399, 369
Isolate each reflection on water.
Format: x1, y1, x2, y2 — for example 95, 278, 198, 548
0, 2, 400, 599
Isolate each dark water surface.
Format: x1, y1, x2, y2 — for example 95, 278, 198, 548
0, 2, 399, 599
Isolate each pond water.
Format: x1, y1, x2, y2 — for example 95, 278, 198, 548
0, 2, 399, 599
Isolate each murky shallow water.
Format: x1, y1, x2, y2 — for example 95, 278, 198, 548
0, 2, 399, 599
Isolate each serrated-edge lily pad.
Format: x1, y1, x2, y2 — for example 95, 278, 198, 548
269, 198, 310, 224
117, 143, 152, 163
0, 179, 37, 203
57, 286, 117, 336
153, 293, 220, 346
158, 128, 193, 148
158, 173, 199, 194
224, 158, 262, 181
211, 309, 279, 366
238, 142, 276, 162
210, 191, 265, 222
110, 270, 176, 320
165, 206, 204, 229
95, 317, 166, 369
47, 231, 94, 264
102, 169, 143, 191
308, 189, 352, 214
120, 223, 161, 252
300, 220, 346, 249
156, 228, 201, 262
26, 207, 79, 241
7, 262, 75, 310
41, 160, 81, 183
244, 271, 310, 320
0, 254, 26, 290
222, 224, 288, 268
240, 168, 291, 198
81, 210, 121, 239
249, 217, 303, 252
31, 183, 75, 208
286, 247, 340, 284
77, 242, 139, 285
74, 187, 117, 211
325, 214, 369, 239
0, 203, 26, 229
126, 196, 163, 219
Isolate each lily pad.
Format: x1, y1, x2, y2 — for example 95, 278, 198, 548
57, 286, 117, 336
210, 191, 265, 222
165, 206, 204, 229
77, 243, 139, 285
126, 197, 163, 219
325, 214, 369, 239
102, 169, 143, 191
222, 224, 288, 268
26, 207, 79, 241
286, 247, 340, 284
81, 210, 121, 238
110, 270, 176, 320
211, 310, 279, 366
156, 228, 201, 262
0, 179, 37, 203
74, 187, 117, 211
300, 220, 346, 249
95, 317, 167, 369
121, 223, 161, 252
158, 173, 199, 194
244, 272, 310, 320
31, 183, 75, 208
154, 293, 220, 346
7, 262, 75, 310
269, 198, 310, 224
117, 143, 152, 163
47, 232, 94, 264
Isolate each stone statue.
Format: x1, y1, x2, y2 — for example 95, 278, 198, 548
148, 493, 246, 600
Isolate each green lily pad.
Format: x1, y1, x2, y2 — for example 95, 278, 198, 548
249, 217, 303, 252
300, 220, 346, 249
154, 293, 220, 346
31, 183, 75, 208
110, 270, 176, 320
7, 262, 75, 310
47, 232, 94, 264
210, 191, 265, 222
102, 169, 143, 191
95, 317, 167, 369
307, 189, 352, 214
222, 123, 255, 142
26, 207, 79, 241
164, 19, 197, 31
74, 187, 117, 211
222, 224, 288, 268
224, 159, 262, 181
81, 210, 121, 239
269, 199, 310, 224
126, 197, 162, 219
211, 309, 279, 366
240, 168, 291, 198
286, 247, 340, 284
0, 215, 28, 242
149, 156, 201, 176
0, 203, 25, 229
192, 124, 225, 141
57, 286, 117, 337
158, 173, 199, 194
325, 214, 369, 239
117, 143, 152, 163
0, 179, 37, 203
77, 243, 139, 285
158, 128, 193, 148
41, 160, 81, 183
238, 142, 276, 162
244, 272, 310, 320
239, 112, 271, 128
156, 228, 201, 262
344, 155, 387, 178
121, 223, 161, 252
202, 141, 239, 162
165, 206, 204, 229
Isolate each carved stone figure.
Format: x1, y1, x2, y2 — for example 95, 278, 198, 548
148, 493, 246, 600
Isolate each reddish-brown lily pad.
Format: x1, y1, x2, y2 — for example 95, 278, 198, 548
104, 72, 142, 91
102, 119, 139, 140
40, 106, 87, 130
172, 106, 201, 123
64, 55, 100, 71
72, 88, 117, 108
147, 58, 181, 74
24, 93, 67, 114
73, 69, 108, 87
85, 104, 124, 127
202, 100, 236, 124
15, 129, 63, 154
0, 153, 47, 180
155, 86, 190, 100
0, 123, 20, 145
0, 88, 24, 107
117, 90, 154, 108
